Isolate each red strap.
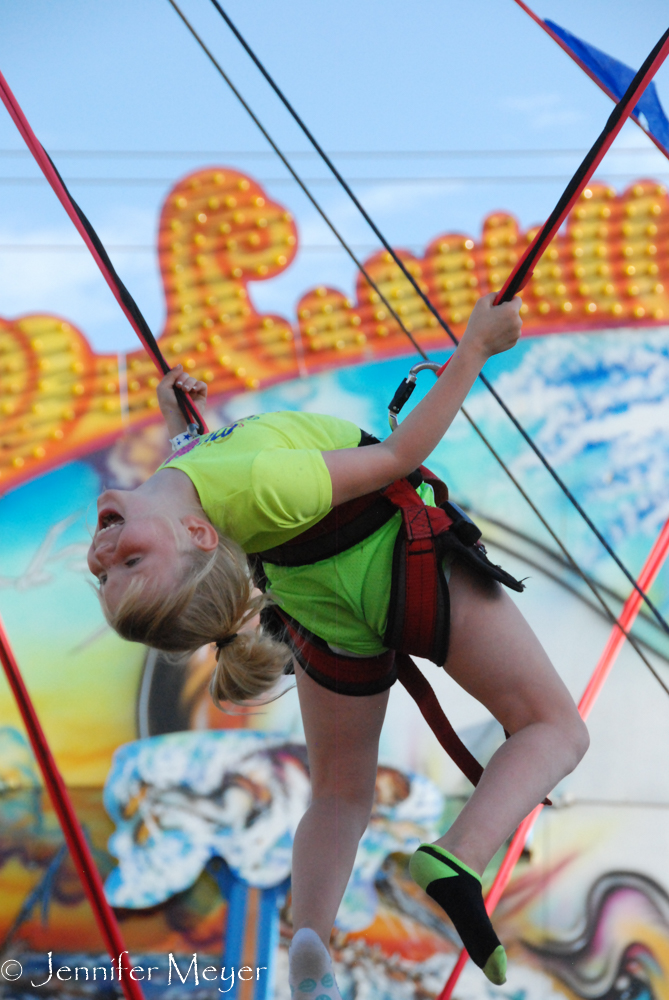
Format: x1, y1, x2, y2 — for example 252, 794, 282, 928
282, 616, 396, 688
494, 26, 669, 304
0, 617, 145, 1000
382, 477, 453, 537
278, 612, 485, 785
0, 67, 205, 434
381, 477, 453, 658
396, 655, 483, 787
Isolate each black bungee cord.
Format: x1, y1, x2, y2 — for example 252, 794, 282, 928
165, 0, 669, 695
203, 0, 669, 639
164, 0, 428, 363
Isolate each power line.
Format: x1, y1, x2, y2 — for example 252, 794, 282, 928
0, 147, 662, 159
163, 0, 669, 696
210, 0, 669, 640
0, 172, 666, 186
0, 243, 408, 252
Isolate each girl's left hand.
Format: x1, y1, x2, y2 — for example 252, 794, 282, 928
157, 365, 208, 434
459, 292, 522, 360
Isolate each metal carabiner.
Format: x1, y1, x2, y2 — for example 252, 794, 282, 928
387, 361, 442, 431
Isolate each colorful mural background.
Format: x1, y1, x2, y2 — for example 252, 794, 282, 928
2, 168, 669, 999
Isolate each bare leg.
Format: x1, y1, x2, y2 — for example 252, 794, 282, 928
292, 671, 389, 944
436, 561, 590, 875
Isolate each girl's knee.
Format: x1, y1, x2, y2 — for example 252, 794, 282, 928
309, 788, 375, 839
549, 707, 589, 774
567, 713, 590, 768
512, 703, 589, 774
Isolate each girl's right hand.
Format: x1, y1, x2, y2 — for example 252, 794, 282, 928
459, 292, 523, 360
157, 365, 208, 436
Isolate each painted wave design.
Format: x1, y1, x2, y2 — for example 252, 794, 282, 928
227, 328, 669, 602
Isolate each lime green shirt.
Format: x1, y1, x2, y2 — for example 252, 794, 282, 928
159, 412, 434, 655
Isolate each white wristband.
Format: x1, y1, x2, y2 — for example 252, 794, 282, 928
169, 431, 194, 452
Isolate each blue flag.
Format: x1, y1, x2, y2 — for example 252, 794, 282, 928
546, 19, 669, 155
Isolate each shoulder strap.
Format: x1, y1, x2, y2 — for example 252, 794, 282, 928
382, 476, 454, 663
257, 466, 450, 567
257, 431, 450, 567
258, 491, 397, 567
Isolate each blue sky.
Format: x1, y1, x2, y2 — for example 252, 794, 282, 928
0, 0, 668, 353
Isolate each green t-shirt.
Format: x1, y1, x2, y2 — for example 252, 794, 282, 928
159, 411, 434, 655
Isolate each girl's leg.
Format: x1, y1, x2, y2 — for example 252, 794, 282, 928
437, 560, 590, 874
292, 670, 390, 943
410, 561, 589, 984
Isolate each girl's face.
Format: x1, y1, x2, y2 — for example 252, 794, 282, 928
87, 488, 188, 613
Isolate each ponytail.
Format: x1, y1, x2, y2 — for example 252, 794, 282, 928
210, 629, 292, 704
101, 533, 292, 705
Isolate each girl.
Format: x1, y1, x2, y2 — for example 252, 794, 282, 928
88, 293, 588, 991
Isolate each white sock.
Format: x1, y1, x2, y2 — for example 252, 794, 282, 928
288, 928, 341, 1000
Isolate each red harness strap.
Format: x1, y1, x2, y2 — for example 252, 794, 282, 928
276, 607, 485, 787
260, 465, 457, 666
382, 475, 454, 665
278, 612, 398, 696
257, 465, 522, 789
395, 654, 483, 787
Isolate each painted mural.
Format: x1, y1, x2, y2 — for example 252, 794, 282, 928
1, 167, 669, 1000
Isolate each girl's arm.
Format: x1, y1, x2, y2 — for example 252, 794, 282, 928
322, 292, 522, 506
157, 365, 208, 438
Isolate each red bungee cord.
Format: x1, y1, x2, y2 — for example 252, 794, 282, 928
0, 63, 214, 1000
0, 64, 214, 989
0, 68, 206, 436
0, 617, 146, 1000
434, 23, 669, 999
434, 20, 669, 384
494, 24, 669, 306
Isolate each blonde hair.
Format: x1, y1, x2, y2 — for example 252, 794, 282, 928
101, 533, 292, 704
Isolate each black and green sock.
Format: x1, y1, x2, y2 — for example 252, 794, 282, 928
409, 843, 507, 985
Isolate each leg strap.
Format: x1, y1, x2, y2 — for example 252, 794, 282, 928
396, 654, 483, 788
264, 607, 485, 787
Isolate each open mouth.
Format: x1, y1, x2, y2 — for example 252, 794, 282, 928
97, 509, 125, 535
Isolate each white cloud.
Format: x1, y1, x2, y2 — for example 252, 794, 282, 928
0, 206, 163, 353
500, 93, 585, 129
346, 180, 464, 218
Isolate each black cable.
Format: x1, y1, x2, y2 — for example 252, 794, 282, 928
208, 0, 669, 638
498, 25, 669, 302
165, 0, 428, 362
40, 149, 202, 433
460, 409, 669, 699
166, 0, 669, 698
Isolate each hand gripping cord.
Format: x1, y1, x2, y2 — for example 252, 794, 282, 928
0, 65, 209, 1000
492, 25, 669, 305
0, 68, 206, 436
206, 3, 669, 637
184, 16, 669, 994
169, 0, 669, 696
0, 617, 145, 1000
